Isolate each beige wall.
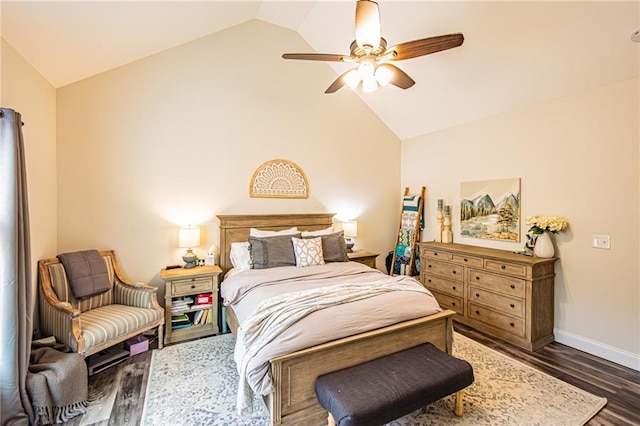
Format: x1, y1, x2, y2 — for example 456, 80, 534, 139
1, 38, 58, 289
56, 20, 401, 295
402, 77, 639, 369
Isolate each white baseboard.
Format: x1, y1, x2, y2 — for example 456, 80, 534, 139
554, 328, 640, 371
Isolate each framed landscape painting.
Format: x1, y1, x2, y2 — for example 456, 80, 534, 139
460, 178, 521, 242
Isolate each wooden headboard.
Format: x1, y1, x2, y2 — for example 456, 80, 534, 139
217, 213, 335, 277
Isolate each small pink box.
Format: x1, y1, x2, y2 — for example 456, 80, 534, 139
124, 335, 149, 356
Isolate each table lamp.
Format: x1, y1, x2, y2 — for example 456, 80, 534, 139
178, 226, 200, 269
342, 221, 358, 253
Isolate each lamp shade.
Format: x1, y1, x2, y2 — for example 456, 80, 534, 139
178, 226, 200, 248
342, 221, 358, 238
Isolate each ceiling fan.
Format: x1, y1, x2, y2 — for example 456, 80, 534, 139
282, 0, 464, 94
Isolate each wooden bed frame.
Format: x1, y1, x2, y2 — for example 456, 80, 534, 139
217, 213, 455, 426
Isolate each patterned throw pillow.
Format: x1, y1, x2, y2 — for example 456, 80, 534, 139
292, 237, 325, 267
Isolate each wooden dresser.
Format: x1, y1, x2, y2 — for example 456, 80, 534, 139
418, 242, 557, 351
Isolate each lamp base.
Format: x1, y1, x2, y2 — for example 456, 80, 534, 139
345, 238, 354, 253
182, 249, 197, 269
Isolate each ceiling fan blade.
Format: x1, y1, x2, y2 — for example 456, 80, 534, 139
389, 33, 464, 61
379, 63, 415, 89
325, 71, 350, 94
355, 0, 381, 49
282, 53, 348, 62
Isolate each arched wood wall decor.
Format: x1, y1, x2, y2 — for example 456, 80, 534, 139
249, 159, 309, 198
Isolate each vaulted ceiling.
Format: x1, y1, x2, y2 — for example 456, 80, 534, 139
2, 1, 638, 140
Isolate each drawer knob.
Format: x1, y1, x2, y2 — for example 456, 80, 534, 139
428, 279, 432, 283
452, 286, 457, 290
475, 293, 480, 297
510, 322, 515, 327
510, 303, 515, 308
434, 253, 438, 256
452, 270, 457, 275
428, 264, 432, 268
451, 302, 456, 306
191, 285, 196, 289
475, 310, 480, 315
463, 258, 468, 262
501, 265, 506, 270
475, 276, 480, 281
510, 284, 516, 289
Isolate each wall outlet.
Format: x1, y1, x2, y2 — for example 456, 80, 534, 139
592, 235, 611, 250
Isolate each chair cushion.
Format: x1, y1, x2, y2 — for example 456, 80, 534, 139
79, 304, 161, 352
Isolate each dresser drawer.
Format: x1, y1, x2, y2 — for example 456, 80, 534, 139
422, 274, 463, 298
469, 269, 525, 298
451, 254, 483, 268
431, 291, 463, 315
171, 277, 213, 296
423, 260, 463, 282
421, 250, 452, 261
468, 286, 524, 317
468, 303, 525, 337
484, 259, 526, 277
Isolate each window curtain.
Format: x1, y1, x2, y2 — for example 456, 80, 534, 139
0, 108, 34, 425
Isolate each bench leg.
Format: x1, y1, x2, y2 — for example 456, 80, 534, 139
327, 412, 336, 426
454, 390, 464, 416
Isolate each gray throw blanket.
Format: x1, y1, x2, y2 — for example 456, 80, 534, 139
26, 346, 89, 425
57, 249, 110, 299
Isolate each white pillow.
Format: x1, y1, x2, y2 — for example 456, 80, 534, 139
230, 242, 251, 271
249, 226, 298, 237
300, 226, 334, 237
292, 237, 325, 268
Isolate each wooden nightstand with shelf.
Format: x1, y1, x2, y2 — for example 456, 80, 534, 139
347, 250, 379, 268
160, 265, 221, 345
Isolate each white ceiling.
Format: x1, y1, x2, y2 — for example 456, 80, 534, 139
2, 1, 639, 140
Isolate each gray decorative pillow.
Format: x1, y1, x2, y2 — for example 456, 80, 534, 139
249, 234, 301, 269
305, 231, 349, 263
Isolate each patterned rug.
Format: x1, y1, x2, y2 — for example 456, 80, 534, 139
141, 333, 606, 425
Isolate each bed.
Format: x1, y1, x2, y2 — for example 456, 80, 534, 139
218, 213, 455, 426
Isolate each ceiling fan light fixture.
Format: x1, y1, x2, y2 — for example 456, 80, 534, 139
375, 65, 393, 86
344, 69, 361, 89
362, 76, 378, 93
355, 0, 381, 50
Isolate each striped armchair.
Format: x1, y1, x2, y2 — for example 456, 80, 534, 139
38, 250, 164, 357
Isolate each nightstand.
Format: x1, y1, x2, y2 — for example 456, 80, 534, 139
347, 250, 379, 268
160, 265, 222, 345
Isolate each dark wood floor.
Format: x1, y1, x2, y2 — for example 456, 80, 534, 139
70, 326, 640, 425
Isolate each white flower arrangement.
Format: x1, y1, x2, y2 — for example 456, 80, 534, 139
525, 215, 569, 235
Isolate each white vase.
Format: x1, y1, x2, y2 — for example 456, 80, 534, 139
533, 231, 555, 258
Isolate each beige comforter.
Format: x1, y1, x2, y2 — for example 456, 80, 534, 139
220, 262, 442, 397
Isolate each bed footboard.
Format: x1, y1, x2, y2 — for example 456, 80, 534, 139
267, 310, 455, 426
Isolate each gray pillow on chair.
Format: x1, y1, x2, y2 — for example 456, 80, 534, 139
57, 250, 110, 299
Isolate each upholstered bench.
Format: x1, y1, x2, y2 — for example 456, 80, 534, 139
315, 342, 474, 426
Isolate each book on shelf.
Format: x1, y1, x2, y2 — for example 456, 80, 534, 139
171, 313, 191, 325
193, 310, 204, 325
200, 308, 209, 325
171, 323, 192, 330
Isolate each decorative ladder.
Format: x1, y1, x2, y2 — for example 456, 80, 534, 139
390, 187, 425, 276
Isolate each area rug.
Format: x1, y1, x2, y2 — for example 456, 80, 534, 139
141, 333, 606, 425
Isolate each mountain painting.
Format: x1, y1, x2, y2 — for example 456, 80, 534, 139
460, 178, 521, 242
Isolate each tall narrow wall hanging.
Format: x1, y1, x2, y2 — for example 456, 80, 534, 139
250, 159, 309, 198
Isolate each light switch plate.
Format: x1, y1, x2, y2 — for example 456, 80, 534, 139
592, 235, 611, 249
